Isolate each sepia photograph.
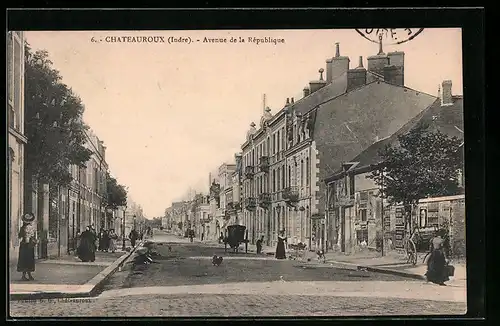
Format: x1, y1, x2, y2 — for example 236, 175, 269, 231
8, 26, 468, 317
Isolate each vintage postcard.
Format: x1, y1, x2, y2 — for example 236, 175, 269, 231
8, 26, 467, 317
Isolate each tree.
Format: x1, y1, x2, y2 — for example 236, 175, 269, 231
24, 45, 92, 189
368, 123, 463, 230
105, 172, 128, 209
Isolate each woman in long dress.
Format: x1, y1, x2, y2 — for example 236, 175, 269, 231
108, 229, 118, 253
98, 230, 106, 251
77, 226, 97, 262
275, 231, 287, 259
425, 229, 450, 286
17, 213, 37, 281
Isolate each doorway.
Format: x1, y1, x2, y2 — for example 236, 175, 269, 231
340, 207, 346, 252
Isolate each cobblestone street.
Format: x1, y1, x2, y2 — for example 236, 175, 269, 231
10, 294, 466, 317
9, 233, 467, 317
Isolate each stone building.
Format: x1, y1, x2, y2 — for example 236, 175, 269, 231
324, 81, 464, 255
65, 129, 107, 255
8, 31, 27, 263
218, 163, 237, 230
226, 153, 243, 226
239, 40, 443, 251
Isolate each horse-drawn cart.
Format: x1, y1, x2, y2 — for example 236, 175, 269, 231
224, 225, 249, 253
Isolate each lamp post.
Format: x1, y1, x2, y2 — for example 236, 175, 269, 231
122, 205, 127, 251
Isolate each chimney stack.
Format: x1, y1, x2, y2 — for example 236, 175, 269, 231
367, 34, 389, 77
309, 68, 327, 93
326, 42, 350, 83
346, 56, 367, 92
285, 98, 290, 106
441, 80, 453, 106
291, 97, 294, 104
383, 65, 402, 86
303, 86, 310, 98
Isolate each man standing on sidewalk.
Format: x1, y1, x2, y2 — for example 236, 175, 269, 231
129, 229, 138, 248
256, 236, 264, 254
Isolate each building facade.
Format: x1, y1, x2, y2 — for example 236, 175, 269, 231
324, 81, 464, 254
237, 41, 445, 252
218, 163, 236, 231
65, 129, 108, 255
8, 31, 27, 262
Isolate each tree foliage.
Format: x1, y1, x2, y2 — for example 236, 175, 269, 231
105, 172, 128, 209
368, 123, 463, 219
24, 44, 92, 187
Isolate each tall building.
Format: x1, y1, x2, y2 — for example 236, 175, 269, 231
8, 31, 26, 262
240, 41, 438, 251
65, 129, 108, 254
217, 163, 236, 231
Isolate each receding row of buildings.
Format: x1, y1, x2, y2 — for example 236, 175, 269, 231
7, 31, 139, 261
165, 40, 465, 255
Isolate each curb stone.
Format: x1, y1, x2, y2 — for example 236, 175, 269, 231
326, 260, 426, 280
9, 241, 144, 301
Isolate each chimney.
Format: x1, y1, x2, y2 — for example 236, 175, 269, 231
309, 68, 327, 93
291, 97, 294, 104
387, 51, 405, 86
383, 65, 403, 86
367, 34, 389, 77
441, 80, 453, 106
346, 56, 367, 92
303, 86, 310, 98
285, 98, 290, 106
326, 42, 350, 83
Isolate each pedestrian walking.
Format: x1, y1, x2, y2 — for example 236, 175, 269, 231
129, 229, 138, 247
98, 229, 106, 251
256, 235, 264, 254
108, 229, 118, 253
425, 229, 450, 286
219, 232, 224, 244
103, 229, 111, 252
201, 232, 205, 241
77, 226, 97, 262
17, 213, 37, 281
275, 230, 287, 259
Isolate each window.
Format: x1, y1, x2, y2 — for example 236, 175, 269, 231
267, 138, 270, 156
306, 157, 310, 186
419, 208, 428, 228
294, 161, 298, 186
300, 160, 304, 187
360, 191, 368, 201
288, 166, 291, 187
427, 203, 439, 226
277, 130, 281, 153
273, 134, 276, 154
7, 32, 13, 104
360, 209, 367, 222
282, 165, 286, 189
13, 38, 21, 130
282, 127, 286, 151
277, 167, 281, 190
272, 170, 276, 192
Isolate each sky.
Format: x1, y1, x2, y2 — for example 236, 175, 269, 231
24, 28, 463, 218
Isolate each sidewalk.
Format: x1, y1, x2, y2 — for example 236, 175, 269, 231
9, 240, 143, 300
323, 250, 466, 285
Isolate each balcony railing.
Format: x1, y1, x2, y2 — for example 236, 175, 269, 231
244, 166, 255, 179
259, 156, 270, 173
245, 197, 257, 211
283, 186, 299, 203
258, 193, 271, 209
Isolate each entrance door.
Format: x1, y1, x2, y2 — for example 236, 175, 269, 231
340, 207, 346, 252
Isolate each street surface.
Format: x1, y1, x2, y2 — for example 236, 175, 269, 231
9, 232, 467, 317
